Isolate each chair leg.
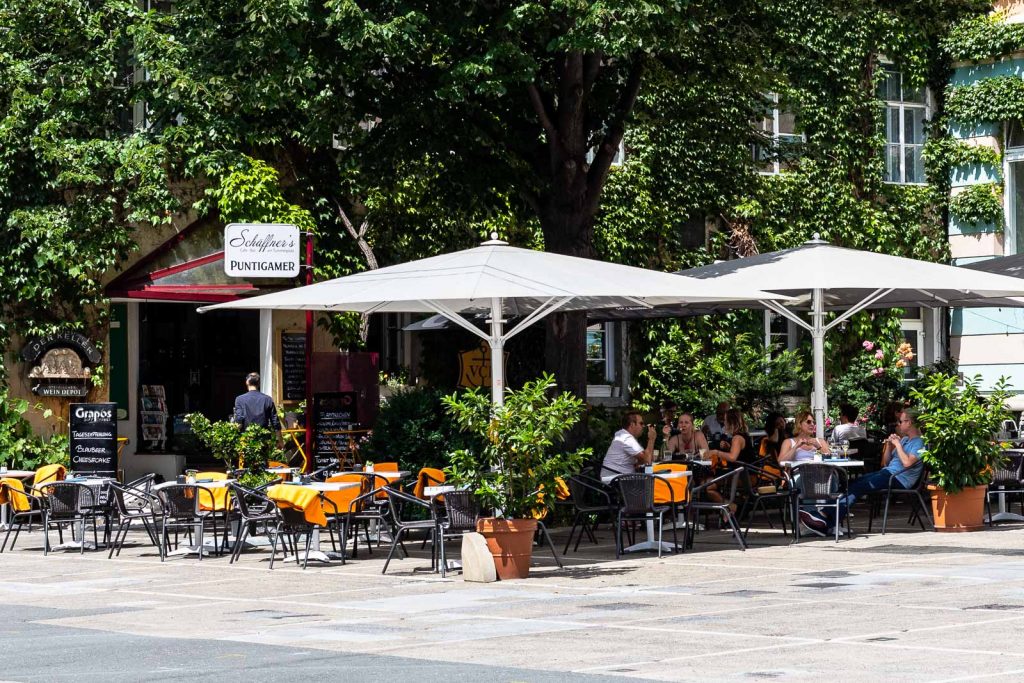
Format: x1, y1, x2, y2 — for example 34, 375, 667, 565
563, 512, 582, 555
108, 520, 126, 559
382, 528, 405, 575
537, 521, 563, 569
881, 493, 892, 535
269, 524, 282, 570
301, 531, 313, 570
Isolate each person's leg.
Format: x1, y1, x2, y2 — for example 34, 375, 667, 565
821, 469, 894, 528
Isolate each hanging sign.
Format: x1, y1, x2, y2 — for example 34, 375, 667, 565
224, 223, 300, 278
458, 341, 508, 388
69, 403, 117, 473
22, 332, 100, 397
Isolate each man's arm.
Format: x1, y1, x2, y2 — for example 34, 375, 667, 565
888, 436, 920, 468
232, 397, 245, 427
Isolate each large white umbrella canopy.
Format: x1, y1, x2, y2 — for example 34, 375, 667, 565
199, 235, 790, 405
611, 236, 1024, 436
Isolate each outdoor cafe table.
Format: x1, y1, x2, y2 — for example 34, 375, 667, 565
0, 470, 35, 530
782, 459, 865, 468
153, 479, 236, 557
602, 469, 692, 554
270, 481, 361, 563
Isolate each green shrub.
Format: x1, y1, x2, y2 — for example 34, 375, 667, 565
360, 386, 483, 473
0, 391, 69, 470
442, 373, 590, 519
185, 412, 280, 486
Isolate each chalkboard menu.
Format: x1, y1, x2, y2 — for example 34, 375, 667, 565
312, 391, 358, 470
69, 402, 117, 474
280, 331, 306, 402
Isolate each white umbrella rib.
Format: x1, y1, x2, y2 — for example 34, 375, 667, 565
501, 296, 574, 342
823, 288, 894, 332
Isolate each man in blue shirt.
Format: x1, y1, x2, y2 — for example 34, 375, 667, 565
233, 372, 283, 447
801, 408, 924, 535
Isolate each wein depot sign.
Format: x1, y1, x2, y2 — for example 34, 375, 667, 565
224, 223, 300, 278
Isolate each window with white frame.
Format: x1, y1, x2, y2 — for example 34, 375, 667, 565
878, 68, 927, 184
753, 93, 803, 174
1005, 121, 1024, 256
586, 323, 616, 385
900, 308, 924, 379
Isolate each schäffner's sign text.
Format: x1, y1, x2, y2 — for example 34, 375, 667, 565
224, 223, 300, 278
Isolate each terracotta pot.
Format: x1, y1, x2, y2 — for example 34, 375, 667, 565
928, 484, 987, 532
475, 517, 537, 580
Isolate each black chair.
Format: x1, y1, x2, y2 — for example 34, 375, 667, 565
0, 483, 47, 553
154, 484, 215, 561
872, 466, 932, 534
38, 482, 100, 554
106, 482, 160, 558
792, 463, 849, 543
611, 473, 676, 559
562, 475, 617, 555
986, 454, 1024, 525
740, 463, 798, 539
382, 487, 440, 575
687, 468, 747, 551
433, 489, 479, 578
227, 483, 284, 564
348, 473, 395, 555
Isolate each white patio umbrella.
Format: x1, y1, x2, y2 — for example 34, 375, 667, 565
620, 236, 1024, 437
199, 235, 790, 406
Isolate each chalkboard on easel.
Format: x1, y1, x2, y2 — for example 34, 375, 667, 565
312, 391, 358, 470
279, 331, 306, 402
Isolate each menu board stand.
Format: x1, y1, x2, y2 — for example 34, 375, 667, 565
279, 330, 306, 403
312, 391, 358, 471
69, 403, 117, 474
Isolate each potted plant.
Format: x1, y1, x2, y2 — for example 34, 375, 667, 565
910, 372, 1010, 532
443, 373, 590, 579
185, 413, 280, 488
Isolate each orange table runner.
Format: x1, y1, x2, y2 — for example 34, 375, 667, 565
267, 484, 327, 527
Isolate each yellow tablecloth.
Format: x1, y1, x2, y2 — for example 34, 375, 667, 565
653, 464, 689, 504
267, 484, 327, 527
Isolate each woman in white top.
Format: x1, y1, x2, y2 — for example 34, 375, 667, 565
778, 409, 831, 463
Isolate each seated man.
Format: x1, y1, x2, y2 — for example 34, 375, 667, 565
801, 408, 924, 536
832, 403, 866, 442
602, 410, 656, 477
702, 401, 730, 440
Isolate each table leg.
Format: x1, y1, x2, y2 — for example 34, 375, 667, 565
291, 527, 346, 563
623, 516, 677, 554
987, 490, 1024, 523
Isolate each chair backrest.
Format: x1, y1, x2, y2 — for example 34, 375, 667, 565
567, 475, 611, 510
33, 464, 66, 487
794, 464, 845, 499
228, 483, 278, 520
992, 454, 1024, 486
385, 485, 432, 525
414, 467, 446, 499
614, 474, 656, 515
371, 462, 399, 472
156, 485, 200, 518
322, 476, 370, 515
109, 482, 154, 515
39, 482, 91, 518
441, 490, 479, 532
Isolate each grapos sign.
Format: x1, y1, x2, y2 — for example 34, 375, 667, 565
224, 223, 300, 278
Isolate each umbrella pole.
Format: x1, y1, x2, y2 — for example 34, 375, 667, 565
490, 297, 505, 408
812, 287, 826, 438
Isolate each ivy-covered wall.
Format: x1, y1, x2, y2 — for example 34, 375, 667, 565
944, 5, 1024, 391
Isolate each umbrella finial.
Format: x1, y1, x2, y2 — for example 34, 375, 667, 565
481, 232, 508, 246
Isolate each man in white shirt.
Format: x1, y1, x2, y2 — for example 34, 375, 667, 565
832, 403, 867, 441
602, 411, 656, 476
702, 401, 730, 438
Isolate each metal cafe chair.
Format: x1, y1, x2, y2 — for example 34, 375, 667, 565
688, 468, 747, 551
106, 482, 160, 558
791, 463, 849, 544
37, 482, 100, 555
611, 473, 676, 559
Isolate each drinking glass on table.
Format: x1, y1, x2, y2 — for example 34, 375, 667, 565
840, 439, 850, 458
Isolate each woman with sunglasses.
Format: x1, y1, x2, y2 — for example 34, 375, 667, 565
779, 409, 831, 463
664, 412, 708, 457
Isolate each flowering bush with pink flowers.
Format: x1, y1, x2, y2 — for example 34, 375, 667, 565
828, 338, 916, 431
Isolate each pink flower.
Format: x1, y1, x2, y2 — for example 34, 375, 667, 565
825, 417, 833, 427
874, 350, 884, 360
862, 340, 875, 350
871, 367, 884, 376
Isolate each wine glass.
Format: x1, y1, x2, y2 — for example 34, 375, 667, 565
840, 439, 850, 459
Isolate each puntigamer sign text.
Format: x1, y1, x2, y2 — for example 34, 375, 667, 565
224, 223, 300, 278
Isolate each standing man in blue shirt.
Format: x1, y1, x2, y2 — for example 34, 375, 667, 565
801, 408, 924, 535
233, 372, 284, 447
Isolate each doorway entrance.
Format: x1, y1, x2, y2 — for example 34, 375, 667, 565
138, 302, 259, 450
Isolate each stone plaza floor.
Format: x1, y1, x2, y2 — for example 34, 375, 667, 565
3, 511, 1024, 682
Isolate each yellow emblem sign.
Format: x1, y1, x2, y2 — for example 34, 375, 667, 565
458, 341, 507, 388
